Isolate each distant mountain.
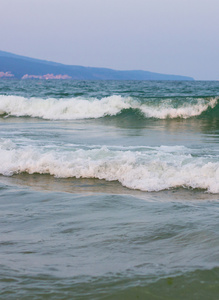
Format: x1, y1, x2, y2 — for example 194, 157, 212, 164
0, 50, 194, 80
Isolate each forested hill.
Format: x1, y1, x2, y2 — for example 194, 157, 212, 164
0, 50, 194, 80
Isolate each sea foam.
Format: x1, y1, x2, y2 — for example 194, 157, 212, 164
0, 139, 218, 193
0, 95, 217, 120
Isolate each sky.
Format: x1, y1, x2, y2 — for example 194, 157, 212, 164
1, 0, 219, 80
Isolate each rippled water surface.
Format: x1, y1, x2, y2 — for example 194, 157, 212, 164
0, 80, 219, 299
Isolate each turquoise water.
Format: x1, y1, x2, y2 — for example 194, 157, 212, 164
0, 80, 219, 299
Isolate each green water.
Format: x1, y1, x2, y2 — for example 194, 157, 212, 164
0, 80, 219, 299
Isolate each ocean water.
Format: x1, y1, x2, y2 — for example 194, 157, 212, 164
0, 80, 219, 299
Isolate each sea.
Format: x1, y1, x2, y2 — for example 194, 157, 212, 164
0, 80, 219, 299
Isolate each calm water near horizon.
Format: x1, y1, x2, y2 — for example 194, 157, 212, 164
0, 80, 219, 299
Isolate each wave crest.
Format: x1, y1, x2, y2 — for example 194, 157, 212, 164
0, 95, 218, 120
0, 140, 218, 193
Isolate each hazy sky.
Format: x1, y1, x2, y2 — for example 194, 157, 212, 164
1, 0, 219, 80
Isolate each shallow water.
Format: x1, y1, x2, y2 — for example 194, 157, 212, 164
0, 80, 219, 299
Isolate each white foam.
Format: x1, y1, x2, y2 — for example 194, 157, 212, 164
0, 140, 218, 193
140, 98, 218, 119
0, 95, 133, 119
0, 95, 217, 120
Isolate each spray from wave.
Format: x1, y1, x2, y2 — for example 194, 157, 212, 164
0, 95, 218, 120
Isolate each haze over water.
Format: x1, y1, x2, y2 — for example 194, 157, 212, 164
0, 80, 219, 299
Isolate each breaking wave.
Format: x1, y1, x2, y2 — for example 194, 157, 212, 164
0, 95, 218, 120
1, 139, 219, 193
